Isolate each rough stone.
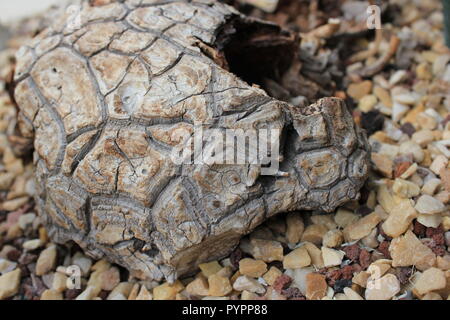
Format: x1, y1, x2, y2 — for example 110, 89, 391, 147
233, 275, 265, 294
382, 199, 418, 238
321, 247, 345, 267
283, 246, 311, 269
415, 195, 445, 214
365, 274, 400, 300
305, 273, 328, 300
343, 212, 383, 242
208, 274, 233, 297
0, 269, 21, 300
36, 245, 57, 276
285, 212, 304, 244
248, 239, 284, 262
322, 229, 344, 248
414, 267, 447, 295
300, 224, 328, 245
389, 230, 436, 271
239, 259, 267, 278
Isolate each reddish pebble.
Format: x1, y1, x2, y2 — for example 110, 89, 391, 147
273, 274, 292, 293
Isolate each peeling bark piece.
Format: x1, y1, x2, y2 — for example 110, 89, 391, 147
13, 0, 370, 282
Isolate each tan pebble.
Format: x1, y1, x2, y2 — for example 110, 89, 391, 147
358, 95, 378, 112
381, 187, 406, 215
353, 271, 370, 288
443, 216, 450, 231
91, 259, 110, 272
361, 227, 379, 249
392, 178, 420, 198
367, 260, 391, 279
41, 289, 63, 300
186, 275, 209, 297
52, 272, 67, 293
389, 230, 436, 271
283, 246, 311, 269
217, 266, 233, 278
322, 229, 343, 248
422, 292, 443, 300
334, 208, 359, 228
263, 286, 286, 300
36, 244, 57, 276
412, 129, 434, 147
365, 274, 400, 300
135, 285, 153, 300
300, 224, 328, 245
343, 287, 364, 300
208, 274, 232, 297
416, 112, 437, 130
100, 267, 120, 291
378, 142, 400, 158
400, 162, 418, 179
248, 238, 283, 262
414, 194, 445, 214
233, 275, 265, 294
436, 255, 450, 270
38, 227, 48, 243
6, 224, 22, 240
107, 282, 135, 300
421, 178, 442, 195
435, 190, 450, 204
302, 242, 325, 269
5, 159, 24, 176
416, 62, 432, 80
399, 141, 424, 163
347, 80, 373, 100
373, 86, 392, 108
285, 212, 304, 244
199, 261, 222, 278
0, 172, 15, 190
382, 199, 418, 238
414, 268, 447, 295
127, 283, 140, 300
392, 102, 410, 122
262, 266, 282, 286
239, 258, 267, 278
1, 196, 29, 211
371, 153, 393, 178
310, 214, 337, 230
343, 212, 382, 242
321, 247, 344, 267
430, 155, 448, 175
417, 213, 442, 228
389, 70, 407, 86
241, 290, 258, 300
440, 168, 450, 191
305, 273, 327, 300
0, 268, 21, 300
75, 286, 96, 300
23, 239, 43, 251
153, 281, 184, 300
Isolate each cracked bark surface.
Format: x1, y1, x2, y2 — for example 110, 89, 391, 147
13, 0, 370, 282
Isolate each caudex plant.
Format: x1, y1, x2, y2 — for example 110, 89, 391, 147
12, 0, 370, 281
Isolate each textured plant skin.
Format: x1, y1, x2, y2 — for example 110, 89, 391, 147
13, 0, 370, 282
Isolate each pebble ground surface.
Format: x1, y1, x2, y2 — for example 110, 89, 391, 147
0, 0, 449, 300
